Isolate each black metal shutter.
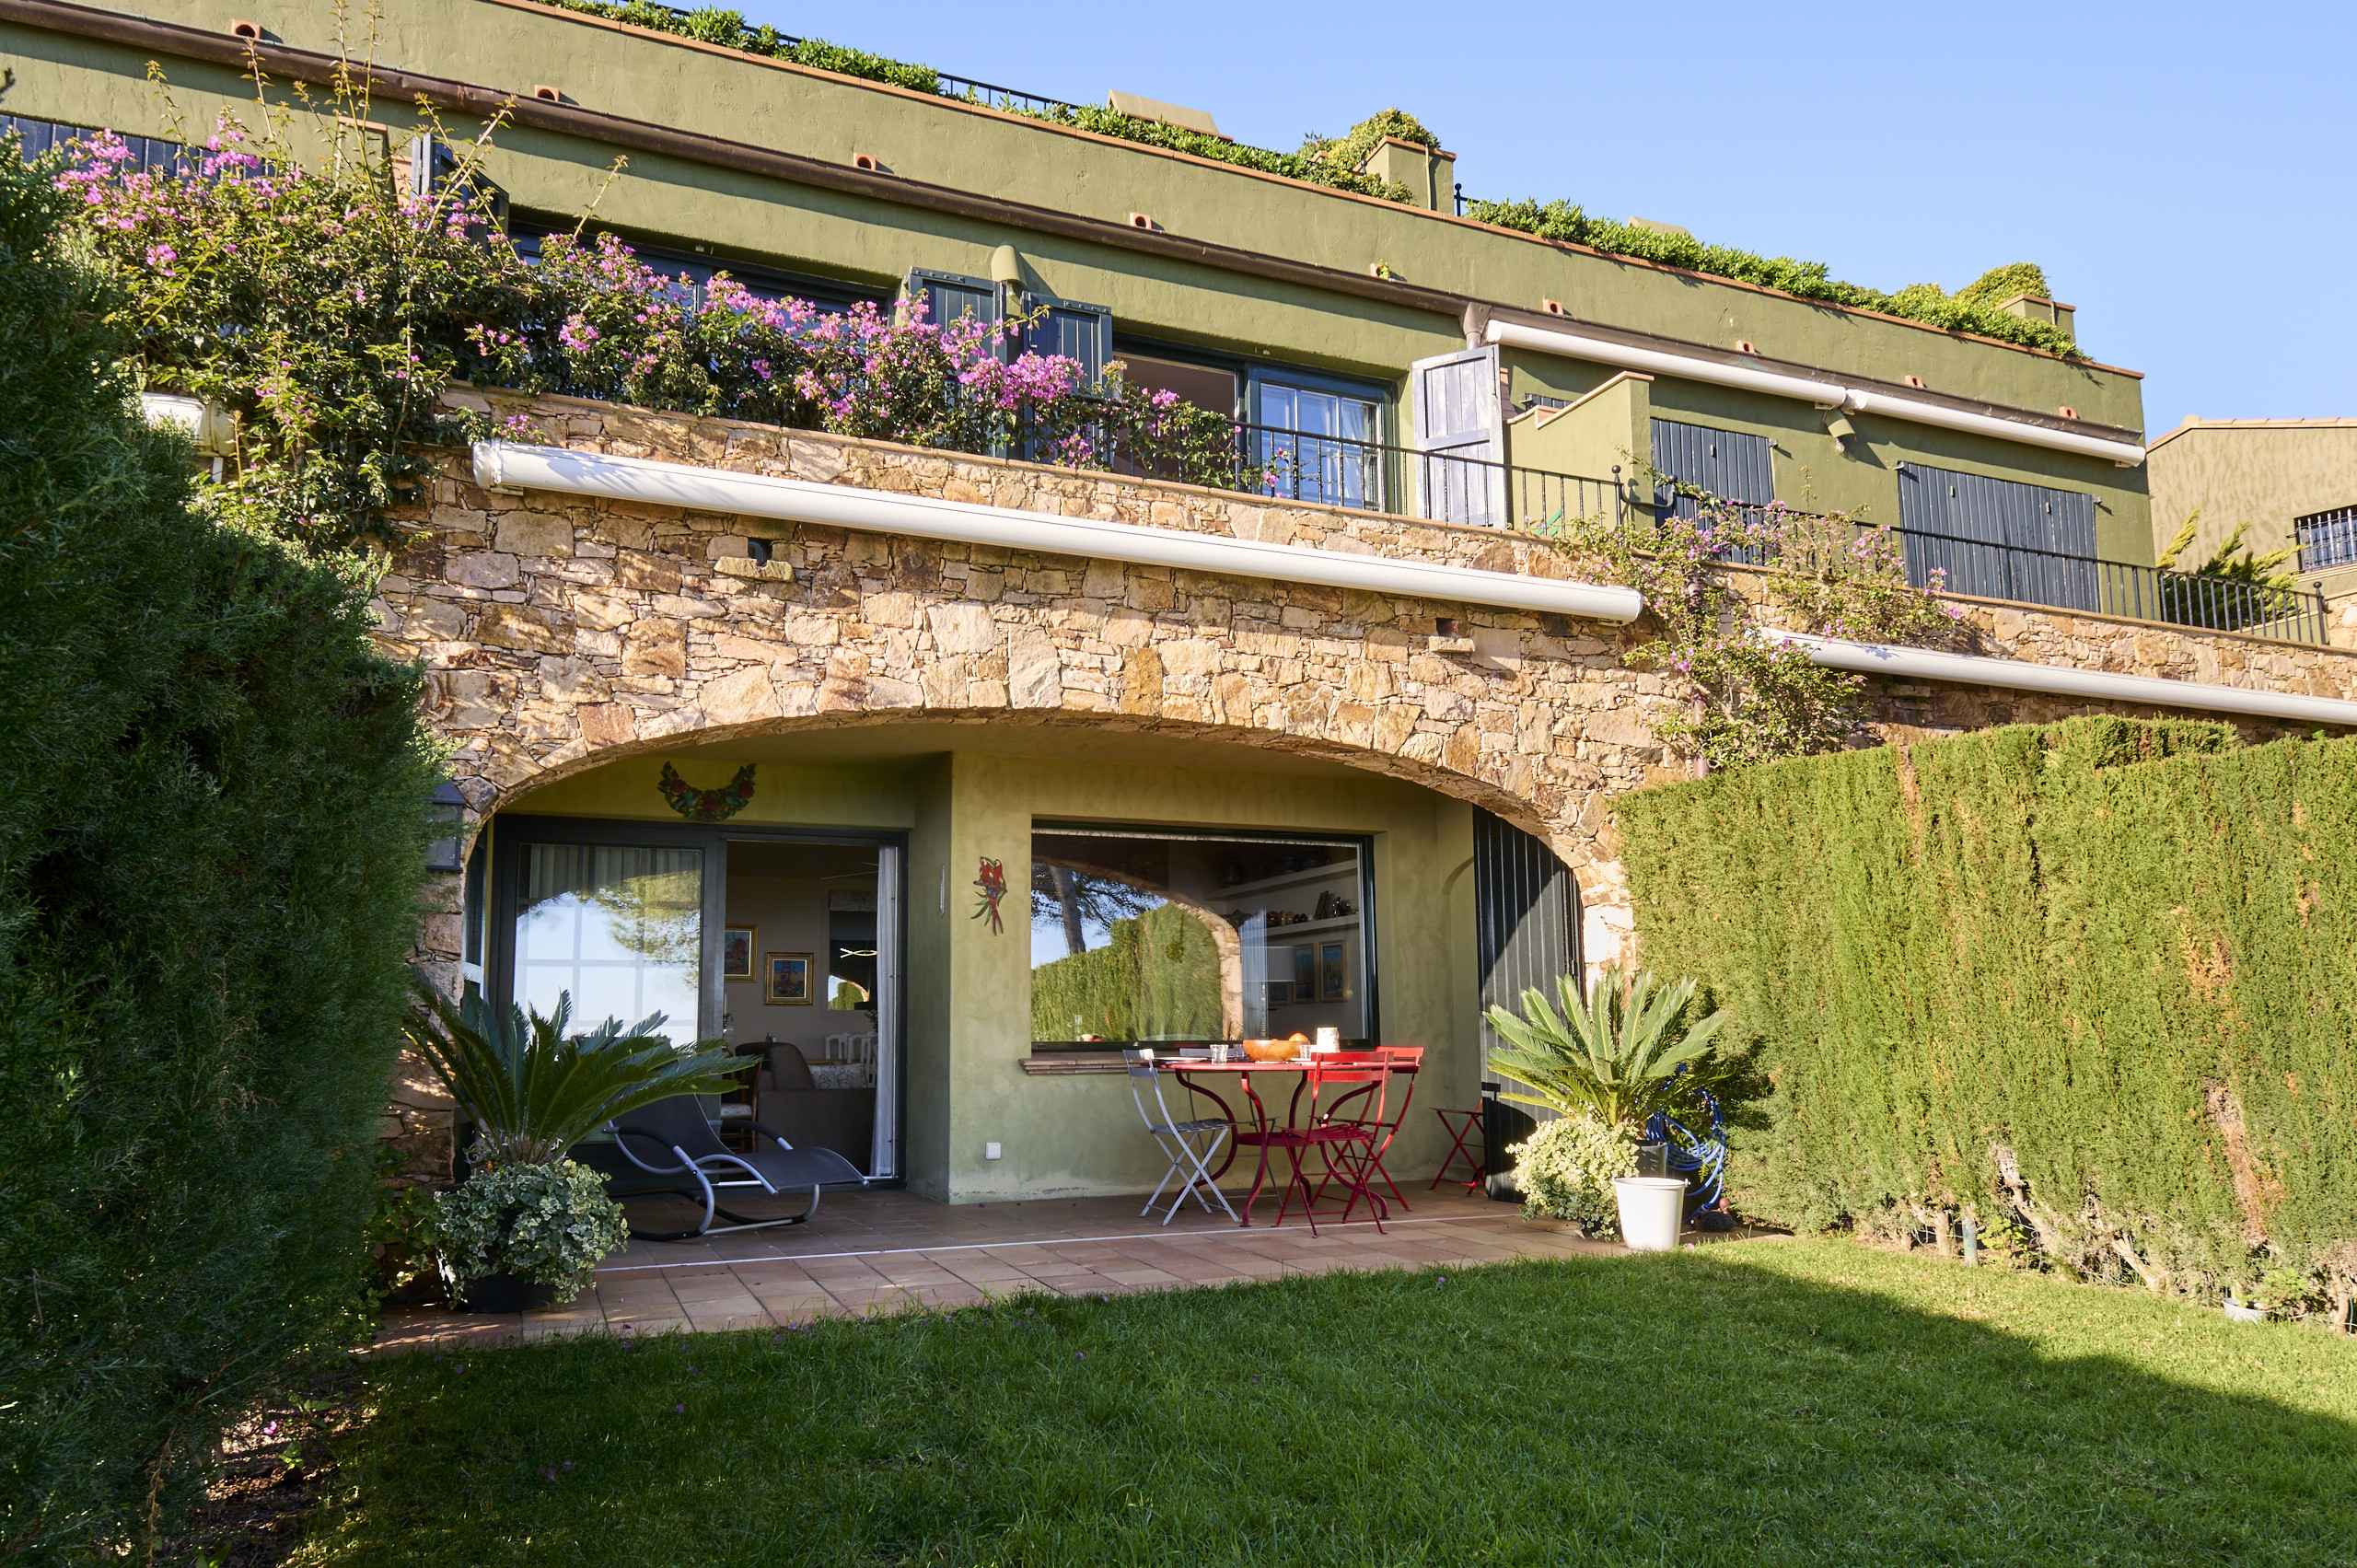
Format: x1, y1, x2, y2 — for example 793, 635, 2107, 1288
1650, 418, 1775, 513
1474, 809, 1581, 1094
1896, 463, 2096, 610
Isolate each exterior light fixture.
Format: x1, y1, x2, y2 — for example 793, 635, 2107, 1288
1824, 412, 1857, 451
988, 245, 1024, 285
425, 780, 468, 873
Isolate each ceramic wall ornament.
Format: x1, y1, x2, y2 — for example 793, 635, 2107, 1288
657, 761, 756, 821
971, 856, 1008, 934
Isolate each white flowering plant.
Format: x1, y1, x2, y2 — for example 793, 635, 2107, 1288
1507, 1113, 1637, 1237
435, 1159, 629, 1293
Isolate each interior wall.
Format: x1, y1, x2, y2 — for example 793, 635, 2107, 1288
721, 874, 867, 1056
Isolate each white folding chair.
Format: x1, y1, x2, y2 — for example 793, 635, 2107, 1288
1123, 1048, 1238, 1225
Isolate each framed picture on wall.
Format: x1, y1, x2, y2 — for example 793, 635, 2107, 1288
721, 925, 756, 981
1320, 942, 1346, 1001
1261, 980, 1292, 1010
1292, 945, 1316, 1002
764, 952, 814, 1005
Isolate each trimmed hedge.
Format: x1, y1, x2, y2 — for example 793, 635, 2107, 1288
0, 150, 438, 1559
1615, 717, 2357, 1306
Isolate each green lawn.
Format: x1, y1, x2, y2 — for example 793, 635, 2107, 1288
300, 1239, 2357, 1567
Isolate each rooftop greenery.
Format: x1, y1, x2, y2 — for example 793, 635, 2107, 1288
532, 2, 1425, 201
1463, 201, 2080, 357
528, 6, 2083, 357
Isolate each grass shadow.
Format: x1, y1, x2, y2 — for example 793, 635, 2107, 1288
297, 1239, 2357, 1567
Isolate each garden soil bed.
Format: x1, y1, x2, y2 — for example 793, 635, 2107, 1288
159, 1369, 368, 1568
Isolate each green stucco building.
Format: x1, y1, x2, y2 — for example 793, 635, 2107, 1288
4, 0, 2201, 1212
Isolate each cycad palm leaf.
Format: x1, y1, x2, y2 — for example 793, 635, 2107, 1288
404, 977, 746, 1165
1482, 966, 1727, 1132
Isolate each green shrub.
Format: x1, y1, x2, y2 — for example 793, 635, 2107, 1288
1507, 1114, 1635, 1235
435, 1161, 629, 1293
0, 145, 438, 1562
1614, 716, 2357, 1314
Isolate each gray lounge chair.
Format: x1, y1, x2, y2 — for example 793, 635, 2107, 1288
609, 1095, 865, 1240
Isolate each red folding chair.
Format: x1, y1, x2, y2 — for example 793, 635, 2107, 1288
1310, 1045, 1421, 1214
1233, 1056, 1392, 1235
1431, 1105, 1485, 1192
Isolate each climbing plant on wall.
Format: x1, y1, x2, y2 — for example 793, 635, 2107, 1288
1526, 471, 1964, 772
1614, 716, 2357, 1324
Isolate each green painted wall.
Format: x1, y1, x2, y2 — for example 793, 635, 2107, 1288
493, 742, 1484, 1202
1504, 352, 2154, 561
6, 1, 2147, 437
513, 759, 917, 828
933, 751, 1474, 1204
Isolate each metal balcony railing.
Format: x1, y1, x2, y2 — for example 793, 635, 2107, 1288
630, 5, 1084, 116
1020, 411, 1627, 533
1667, 500, 2332, 645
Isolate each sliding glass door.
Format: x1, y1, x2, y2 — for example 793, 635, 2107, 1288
486, 817, 905, 1179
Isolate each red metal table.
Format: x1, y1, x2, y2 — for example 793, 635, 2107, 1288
1157, 1055, 1399, 1232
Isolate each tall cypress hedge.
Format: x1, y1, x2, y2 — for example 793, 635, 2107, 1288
0, 152, 437, 1558
1615, 716, 2357, 1305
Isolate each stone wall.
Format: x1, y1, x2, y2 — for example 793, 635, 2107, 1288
377, 389, 2357, 1171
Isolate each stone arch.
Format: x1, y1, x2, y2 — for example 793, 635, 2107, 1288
476, 706, 1603, 892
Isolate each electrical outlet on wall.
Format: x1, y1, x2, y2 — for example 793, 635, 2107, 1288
984, 1142, 1003, 1160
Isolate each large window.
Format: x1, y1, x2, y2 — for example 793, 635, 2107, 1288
909, 270, 1113, 381
1030, 827, 1372, 1049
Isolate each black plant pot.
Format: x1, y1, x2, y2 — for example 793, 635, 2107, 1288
459, 1271, 562, 1314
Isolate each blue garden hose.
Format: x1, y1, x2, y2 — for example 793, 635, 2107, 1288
1643, 1085, 1726, 1221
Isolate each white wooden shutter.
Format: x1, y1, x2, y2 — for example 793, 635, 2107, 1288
1411, 346, 1504, 527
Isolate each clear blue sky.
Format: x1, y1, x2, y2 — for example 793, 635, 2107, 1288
741, 0, 2352, 436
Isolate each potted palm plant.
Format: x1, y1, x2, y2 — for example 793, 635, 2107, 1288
1484, 967, 1727, 1251
404, 981, 746, 1310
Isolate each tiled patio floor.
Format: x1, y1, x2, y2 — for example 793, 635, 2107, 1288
375, 1185, 1775, 1353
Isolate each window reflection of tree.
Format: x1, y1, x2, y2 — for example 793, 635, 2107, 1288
581, 865, 702, 969
1030, 854, 1243, 1040
1030, 864, 1156, 955
523, 846, 702, 971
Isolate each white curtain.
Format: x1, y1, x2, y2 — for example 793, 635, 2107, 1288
516, 844, 702, 1040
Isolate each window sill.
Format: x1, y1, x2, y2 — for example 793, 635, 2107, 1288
1019, 1052, 1129, 1075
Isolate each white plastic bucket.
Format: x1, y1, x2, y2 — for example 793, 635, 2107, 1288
1612, 1176, 1689, 1252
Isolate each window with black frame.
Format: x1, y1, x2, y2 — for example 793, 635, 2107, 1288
1029, 827, 1370, 1049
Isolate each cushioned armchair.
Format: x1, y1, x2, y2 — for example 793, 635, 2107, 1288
757, 1040, 875, 1173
